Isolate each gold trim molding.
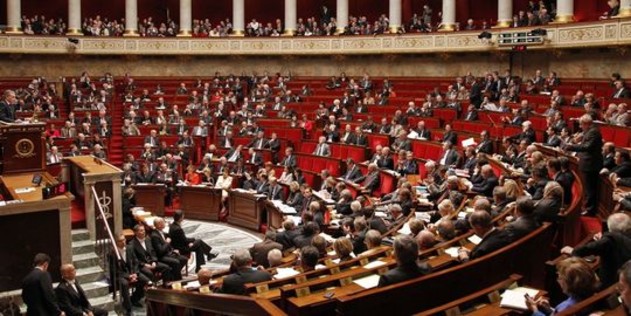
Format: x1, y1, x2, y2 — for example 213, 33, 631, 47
0, 18, 630, 55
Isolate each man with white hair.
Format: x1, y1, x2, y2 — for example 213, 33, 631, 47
219, 249, 272, 295
471, 165, 499, 197
564, 114, 603, 216
561, 212, 631, 287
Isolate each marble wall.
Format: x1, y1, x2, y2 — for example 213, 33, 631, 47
0, 48, 627, 80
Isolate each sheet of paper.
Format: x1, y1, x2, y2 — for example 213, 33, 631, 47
500, 289, 530, 310
468, 235, 482, 245
353, 274, 381, 289
273, 267, 300, 280
362, 260, 387, 269
184, 281, 200, 289
397, 223, 411, 235
444, 247, 460, 258
511, 287, 540, 298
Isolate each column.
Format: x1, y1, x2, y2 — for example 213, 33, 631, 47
232, 0, 245, 36
68, 0, 82, 35
389, 0, 401, 33
555, 0, 574, 23
621, 0, 631, 17
178, 0, 192, 36
124, 0, 139, 36
440, 0, 456, 31
336, 0, 348, 34
6, 0, 21, 34
496, 0, 512, 28
283, 0, 297, 36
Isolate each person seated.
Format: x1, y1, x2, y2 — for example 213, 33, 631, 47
184, 164, 202, 185
249, 230, 283, 268
504, 198, 540, 241
533, 181, 563, 223
311, 235, 328, 258
333, 237, 355, 262
170, 210, 216, 272
151, 218, 187, 281
299, 246, 321, 273
378, 235, 430, 287
197, 268, 213, 286
526, 257, 599, 315
293, 221, 320, 249
470, 165, 499, 197
561, 212, 631, 288
359, 229, 384, 257
219, 249, 272, 295
55, 264, 108, 316
267, 249, 283, 268
129, 225, 172, 283
458, 211, 512, 261
110, 233, 149, 316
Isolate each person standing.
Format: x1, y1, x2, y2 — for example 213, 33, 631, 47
0, 90, 18, 123
564, 114, 603, 216
22, 253, 64, 316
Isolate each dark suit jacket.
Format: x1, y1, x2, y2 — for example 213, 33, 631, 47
343, 165, 363, 182
378, 263, 431, 287
464, 110, 479, 121
471, 176, 499, 197
442, 131, 458, 145
268, 184, 285, 200
377, 156, 394, 170
130, 237, 158, 265
554, 171, 575, 205
566, 126, 604, 172
533, 197, 562, 223
220, 268, 272, 295
0, 100, 16, 122
469, 229, 512, 260
150, 230, 174, 259
281, 155, 297, 168
572, 231, 631, 287
55, 280, 95, 316
613, 87, 631, 99
354, 134, 368, 146
612, 162, 631, 178
360, 171, 381, 192
169, 222, 194, 255
276, 229, 300, 249
22, 268, 62, 316
477, 139, 494, 154
249, 240, 283, 268
247, 153, 264, 166
504, 215, 540, 241
440, 149, 460, 167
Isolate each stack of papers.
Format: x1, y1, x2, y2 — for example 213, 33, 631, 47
273, 267, 300, 280
500, 287, 540, 310
397, 223, 411, 235
363, 260, 386, 269
353, 274, 381, 289
444, 247, 460, 258
468, 235, 482, 245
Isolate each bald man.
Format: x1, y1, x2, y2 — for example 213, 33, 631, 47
151, 217, 187, 281
55, 264, 107, 316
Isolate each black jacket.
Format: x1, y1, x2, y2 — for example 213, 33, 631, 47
378, 263, 431, 287
22, 268, 62, 316
573, 231, 631, 287
220, 268, 272, 295
565, 126, 603, 172
470, 229, 512, 260
504, 215, 540, 241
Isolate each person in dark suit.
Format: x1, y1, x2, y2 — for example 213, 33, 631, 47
463, 104, 479, 121
564, 115, 604, 216
276, 219, 300, 250
477, 130, 494, 154
267, 177, 285, 200
357, 163, 381, 193
611, 151, 631, 178
342, 159, 363, 182
438, 141, 460, 167
129, 225, 171, 283
249, 230, 283, 268
353, 127, 369, 146
533, 181, 563, 223
313, 136, 331, 157
293, 222, 320, 249
602, 142, 617, 170
378, 235, 430, 287
458, 211, 512, 261
219, 249, 272, 295
265, 133, 282, 163
150, 218, 187, 281
612, 80, 631, 99
22, 253, 63, 316
504, 198, 540, 241
55, 264, 107, 316
562, 213, 631, 288
377, 147, 395, 170
169, 211, 216, 272
547, 158, 574, 206
0, 90, 17, 123
110, 234, 148, 316
442, 124, 458, 145
280, 147, 297, 168
246, 148, 264, 168
471, 165, 499, 197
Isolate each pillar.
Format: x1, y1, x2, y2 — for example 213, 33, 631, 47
440, 0, 456, 31
178, 0, 192, 36
124, 0, 139, 36
284, 0, 297, 36
496, 0, 512, 28
68, 0, 82, 35
232, 0, 245, 36
389, 0, 401, 33
336, 0, 348, 34
6, 0, 21, 34
620, 0, 631, 17
555, 0, 574, 22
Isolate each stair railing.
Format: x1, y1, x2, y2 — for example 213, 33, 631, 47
91, 184, 121, 303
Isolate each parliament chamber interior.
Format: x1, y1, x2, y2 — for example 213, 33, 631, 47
2, 0, 631, 315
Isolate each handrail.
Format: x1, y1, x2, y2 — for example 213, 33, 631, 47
91, 184, 121, 260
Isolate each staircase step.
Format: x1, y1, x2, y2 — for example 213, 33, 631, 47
72, 239, 95, 255
89, 294, 116, 312
82, 280, 111, 298
72, 228, 90, 242
76, 266, 105, 283
73, 252, 101, 269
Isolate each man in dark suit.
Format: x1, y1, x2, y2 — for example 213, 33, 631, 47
357, 163, 381, 193
438, 141, 460, 167
267, 177, 285, 200
463, 104, 479, 121
170, 210, 216, 272
249, 230, 283, 268
219, 249, 272, 295
471, 165, 499, 197
255, 173, 271, 195
247, 148, 264, 167
562, 213, 631, 287
129, 225, 171, 283
22, 253, 63, 316
313, 136, 331, 157
477, 130, 494, 154
265, 133, 281, 163
459, 211, 512, 261
378, 235, 430, 287
224, 144, 243, 162
353, 127, 368, 146
442, 125, 458, 145
151, 218, 187, 281
564, 115, 603, 216
0, 89, 17, 122
276, 219, 300, 250
143, 130, 160, 147
280, 147, 297, 168
55, 264, 107, 316
377, 147, 395, 170
612, 80, 631, 99
111, 233, 149, 316
342, 159, 364, 182
247, 131, 268, 150
504, 198, 540, 241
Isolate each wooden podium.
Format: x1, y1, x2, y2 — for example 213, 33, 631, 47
179, 185, 222, 221
132, 184, 166, 217
0, 122, 46, 174
66, 156, 123, 241
228, 190, 266, 231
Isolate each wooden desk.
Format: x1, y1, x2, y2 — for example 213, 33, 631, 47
179, 185, 222, 221
228, 189, 266, 231
132, 184, 167, 216
0, 173, 57, 202
264, 200, 287, 230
